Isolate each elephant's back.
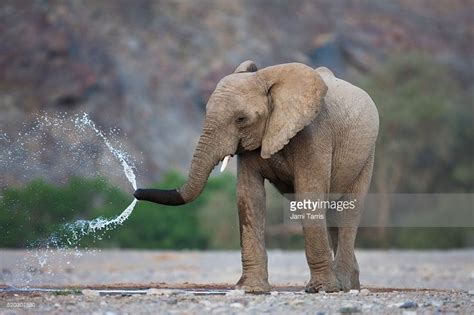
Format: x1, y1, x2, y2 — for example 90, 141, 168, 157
315, 67, 379, 193
316, 67, 379, 133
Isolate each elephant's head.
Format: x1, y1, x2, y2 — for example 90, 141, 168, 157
134, 61, 327, 205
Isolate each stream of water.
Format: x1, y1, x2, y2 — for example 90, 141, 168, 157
61, 113, 138, 237
3, 113, 140, 287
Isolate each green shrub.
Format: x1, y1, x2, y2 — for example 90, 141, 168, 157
0, 172, 210, 249
0, 177, 129, 248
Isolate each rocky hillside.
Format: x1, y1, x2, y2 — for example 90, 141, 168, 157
0, 0, 471, 188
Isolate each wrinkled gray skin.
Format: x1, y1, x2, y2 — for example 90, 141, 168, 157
134, 61, 379, 293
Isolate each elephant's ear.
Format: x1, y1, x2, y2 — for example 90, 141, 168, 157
258, 63, 328, 159
234, 60, 258, 73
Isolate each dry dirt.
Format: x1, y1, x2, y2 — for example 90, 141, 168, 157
0, 249, 473, 314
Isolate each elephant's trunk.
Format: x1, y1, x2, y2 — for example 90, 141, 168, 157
134, 119, 228, 206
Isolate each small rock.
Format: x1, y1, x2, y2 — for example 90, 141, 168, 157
212, 307, 228, 313
230, 302, 244, 308
270, 291, 279, 296
146, 288, 177, 296
338, 306, 361, 313
54, 303, 60, 308
232, 298, 249, 306
199, 300, 213, 307
362, 304, 373, 310
82, 289, 100, 297
288, 299, 305, 306
166, 299, 178, 305
349, 289, 359, 295
431, 300, 444, 307
399, 301, 418, 309
225, 289, 245, 296
360, 289, 370, 295
100, 301, 107, 306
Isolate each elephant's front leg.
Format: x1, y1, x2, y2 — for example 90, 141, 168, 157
235, 156, 270, 292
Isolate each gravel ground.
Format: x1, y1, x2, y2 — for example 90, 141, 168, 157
1, 249, 473, 314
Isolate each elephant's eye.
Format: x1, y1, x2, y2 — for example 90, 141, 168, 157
236, 116, 248, 124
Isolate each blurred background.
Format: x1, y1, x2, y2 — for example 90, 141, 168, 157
0, 0, 472, 249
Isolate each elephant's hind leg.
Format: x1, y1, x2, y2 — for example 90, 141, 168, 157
328, 226, 338, 256
296, 165, 340, 293
334, 151, 375, 291
334, 226, 360, 291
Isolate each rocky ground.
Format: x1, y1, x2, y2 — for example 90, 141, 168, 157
0, 249, 473, 314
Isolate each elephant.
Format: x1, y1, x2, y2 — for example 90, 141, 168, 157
134, 61, 379, 293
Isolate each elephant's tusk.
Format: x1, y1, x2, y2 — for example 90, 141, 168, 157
220, 155, 231, 172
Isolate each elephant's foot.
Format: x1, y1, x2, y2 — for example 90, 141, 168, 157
351, 270, 360, 290
335, 263, 360, 292
305, 270, 340, 293
236, 274, 270, 293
